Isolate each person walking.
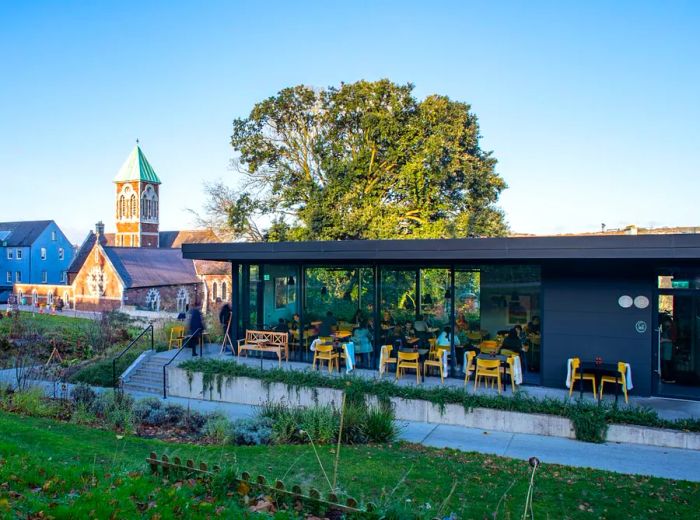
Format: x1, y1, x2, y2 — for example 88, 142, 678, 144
187, 303, 205, 357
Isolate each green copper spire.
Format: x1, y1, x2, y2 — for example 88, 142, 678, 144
113, 143, 161, 184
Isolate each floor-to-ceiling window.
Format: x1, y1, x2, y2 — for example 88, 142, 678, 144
303, 266, 375, 366
456, 264, 542, 383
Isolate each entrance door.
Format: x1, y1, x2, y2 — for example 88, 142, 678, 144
655, 292, 700, 398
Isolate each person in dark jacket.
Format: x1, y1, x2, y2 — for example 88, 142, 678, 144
219, 303, 232, 336
187, 303, 205, 356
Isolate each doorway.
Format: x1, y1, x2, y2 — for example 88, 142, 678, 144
655, 291, 700, 399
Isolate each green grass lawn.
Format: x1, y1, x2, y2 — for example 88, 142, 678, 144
0, 411, 697, 519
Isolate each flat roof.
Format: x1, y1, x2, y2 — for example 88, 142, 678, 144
182, 234, 700, 263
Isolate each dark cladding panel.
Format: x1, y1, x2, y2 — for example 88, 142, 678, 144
541, 269, 654, 395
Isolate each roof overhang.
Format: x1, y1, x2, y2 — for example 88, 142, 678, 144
182, 234, 700, 264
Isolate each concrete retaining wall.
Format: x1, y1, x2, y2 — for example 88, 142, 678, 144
168, 367, 699, 450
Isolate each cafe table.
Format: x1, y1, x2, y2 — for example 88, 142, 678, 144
579, 361, 621, 402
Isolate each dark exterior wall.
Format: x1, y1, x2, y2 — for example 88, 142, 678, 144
541, 265, 654, 395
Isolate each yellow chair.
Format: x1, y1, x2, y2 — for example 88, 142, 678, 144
473, 358, 502, 394
599, 361, 629, 403
312, 344, 339, 373
379, 345, 397, 377
396, 351, 421, 384
423, 347, 448, 384
463, 351, 476, 386
479, 340, 500, 354
569, 357, 597, 398
168, 326, 185, 349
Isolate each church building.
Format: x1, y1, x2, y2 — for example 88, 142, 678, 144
15, 145, 231, 315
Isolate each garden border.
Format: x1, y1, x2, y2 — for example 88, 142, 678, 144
170, 362, 700, 450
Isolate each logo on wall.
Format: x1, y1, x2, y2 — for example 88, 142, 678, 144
635, 320, 647, 334
618, 295, 650, 309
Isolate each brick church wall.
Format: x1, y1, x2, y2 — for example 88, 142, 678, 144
125, 283, 201, 313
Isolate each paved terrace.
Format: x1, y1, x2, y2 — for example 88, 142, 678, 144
158, 343, 700, 421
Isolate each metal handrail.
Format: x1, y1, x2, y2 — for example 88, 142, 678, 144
162, 328, 201, 399
112, 323, 154, 388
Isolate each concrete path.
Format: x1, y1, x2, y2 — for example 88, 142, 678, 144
399, 422, 700, 482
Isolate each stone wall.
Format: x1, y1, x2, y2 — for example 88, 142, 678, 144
125, 283, 201, 313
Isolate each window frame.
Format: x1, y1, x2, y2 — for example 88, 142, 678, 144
15, 271, 21, 282
41, 271, 48, 284
6, 271, 10, 283
40, 247, 47, 260
6, 249, 12, 260
16, 249, 22, 260
58, 247, 64, 260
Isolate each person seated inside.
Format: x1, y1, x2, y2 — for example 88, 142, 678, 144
388, 324, 406, 349
274, 318, 289, 333
500, 326, 523, 353
381, 310, 395, 329
413, 314, 430, 333
290, 313, 301, 331
527, 316, 541, 335
499, 325, 528, 371
404, 321, 415, 338
318, 311, 337, 337
351, 319, 373, 367
436, 326, 460, 348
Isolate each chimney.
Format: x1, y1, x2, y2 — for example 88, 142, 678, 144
95, 221, 107, 245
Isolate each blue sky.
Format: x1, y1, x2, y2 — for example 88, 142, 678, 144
1, 0, 698, 243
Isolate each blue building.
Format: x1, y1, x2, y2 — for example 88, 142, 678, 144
0, 221, 75, 302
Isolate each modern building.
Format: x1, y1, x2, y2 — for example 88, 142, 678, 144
182, 234, 700, 399
0, 220, 74, 302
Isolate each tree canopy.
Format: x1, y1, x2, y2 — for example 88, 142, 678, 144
202, 79, 508, 241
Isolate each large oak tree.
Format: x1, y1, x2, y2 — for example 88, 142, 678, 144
202, 79, 507, 241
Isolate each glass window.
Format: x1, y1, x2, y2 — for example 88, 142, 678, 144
58, 248, 64, 260
16, 249, 22, 260
6, 271, 10, 283
221, 281, 227, 301
6, 249, 12, 260
456, 264, 542, 382
40, 248, 47, 260
51, 231, 56, 241
380, 267, 418, 350
42, 271, 48, 283
15, 271, 21, 282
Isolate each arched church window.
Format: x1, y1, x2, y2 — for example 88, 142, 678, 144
130, 194, 137, 217
221, 281, 227, 301
119, 195, 126, 219
212, 282, 218, 301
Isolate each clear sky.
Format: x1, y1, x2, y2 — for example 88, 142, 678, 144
1, 0, 698, 243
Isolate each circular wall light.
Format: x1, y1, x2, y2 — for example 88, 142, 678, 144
618, 295, 633, 308
634, 295, 650, 309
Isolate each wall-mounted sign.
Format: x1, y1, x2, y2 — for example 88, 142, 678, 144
635, 320, 647, 334
618, 295, 633, 308
671, 280, 690, 289
634, 296, 649, 309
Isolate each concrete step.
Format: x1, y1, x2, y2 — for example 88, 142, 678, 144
126, 375, 163, 386
123, 382, 162, 394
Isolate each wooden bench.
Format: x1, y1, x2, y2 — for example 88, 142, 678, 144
237, 330, 289, 364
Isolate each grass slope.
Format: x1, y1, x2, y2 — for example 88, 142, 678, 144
0, 412, 698, 519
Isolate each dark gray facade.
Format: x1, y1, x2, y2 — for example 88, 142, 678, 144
183, 234, 700, 398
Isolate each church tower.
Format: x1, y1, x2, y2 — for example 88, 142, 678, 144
114, 144, 161, 248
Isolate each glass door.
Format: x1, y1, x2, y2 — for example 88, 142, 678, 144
656, 292, 700, 398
